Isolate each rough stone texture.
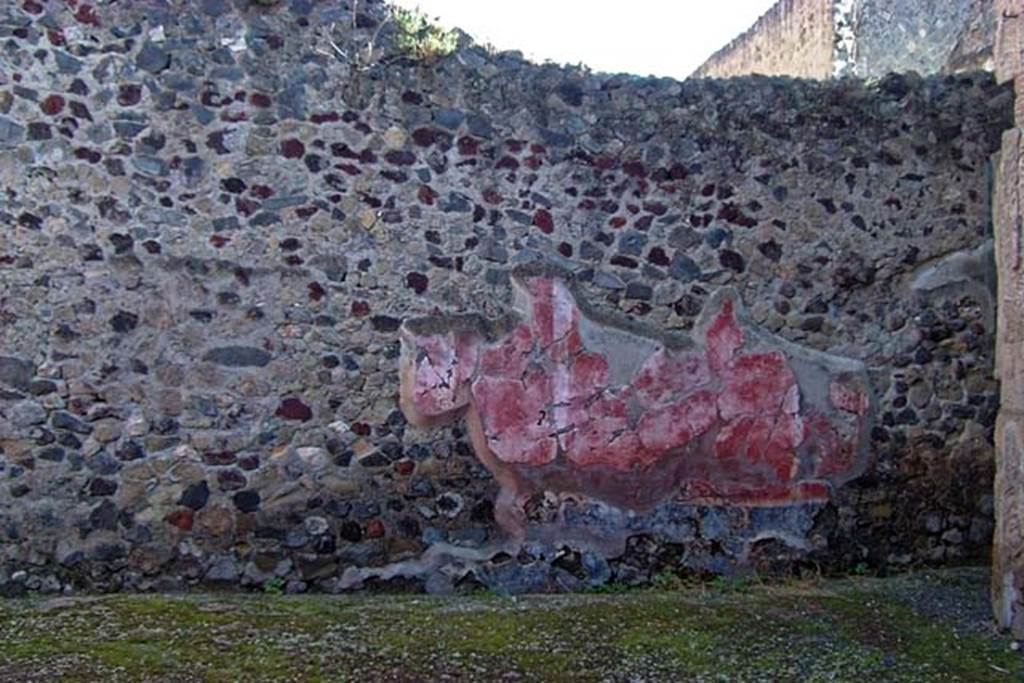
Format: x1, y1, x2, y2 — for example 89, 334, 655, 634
851, 0, 991, 77
692, 0, 835, 79
947, 0, 1001, 74
993, 0, 1024, 640
0, 0, 1012, 593
694, 0, 996, 79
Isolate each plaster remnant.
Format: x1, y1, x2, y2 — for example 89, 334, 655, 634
400, 268, 873, 543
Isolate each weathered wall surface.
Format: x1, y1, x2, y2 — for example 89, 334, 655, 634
852, 0, 987, 78
0, 0, 1012, 595
993, 0, 1024, 640
941, 0, 999, 74
693, 0, 995, 80
692, 0, 834, 79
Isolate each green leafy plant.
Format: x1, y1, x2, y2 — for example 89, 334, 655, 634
584, 581, 632, 595
262, 577, 286, 595
463, 584, 511, 600
392, 7, 457, 61
710, 575, 753, 593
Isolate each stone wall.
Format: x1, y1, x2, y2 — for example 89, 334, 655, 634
0, 0, 1012, 595
694, 0, 995, 79
993, 0, 1024, 641
852, 0, 989, 78
692, 0, 834, 79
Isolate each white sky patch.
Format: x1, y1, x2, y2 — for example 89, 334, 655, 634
390, 0, 779, 80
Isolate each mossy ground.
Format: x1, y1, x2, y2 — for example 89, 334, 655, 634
0, 567, 1019, 682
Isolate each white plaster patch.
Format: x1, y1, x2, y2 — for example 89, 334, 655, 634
222, 32, 247, 52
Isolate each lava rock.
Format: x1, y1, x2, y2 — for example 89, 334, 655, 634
276, 398, 312, 421
233, 490, 261, 513
203, 346, 272, 368
136, 42, 171, 73
179, 481, 210, 510
0, 357, 33, 391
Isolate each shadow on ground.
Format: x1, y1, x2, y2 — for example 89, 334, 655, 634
0, 567, 1020, 682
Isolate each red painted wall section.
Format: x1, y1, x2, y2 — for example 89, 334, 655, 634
400, 273, 870, 512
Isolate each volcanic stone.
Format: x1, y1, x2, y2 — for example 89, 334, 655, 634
136, 42, 171, 73
203, 346, 272, 368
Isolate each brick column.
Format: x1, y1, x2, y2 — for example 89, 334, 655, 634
993, 0, 1024, 639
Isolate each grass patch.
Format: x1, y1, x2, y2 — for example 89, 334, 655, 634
0, 568, 1019, 682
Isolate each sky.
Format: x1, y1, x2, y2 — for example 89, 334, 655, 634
390, 0, 780, 80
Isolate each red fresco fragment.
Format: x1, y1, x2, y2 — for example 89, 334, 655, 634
705, 299, 744, 374
830, 380, 869, 416
400, 275, 869, 506
714, 413, 803, 483
472, 371, 558, 465
806, 413, 859, 479
479, 324, 533, 378
405, 331, 480, 421
632, 350, 712, 407
718, 352, 796, 421
636, 390, 718, 455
